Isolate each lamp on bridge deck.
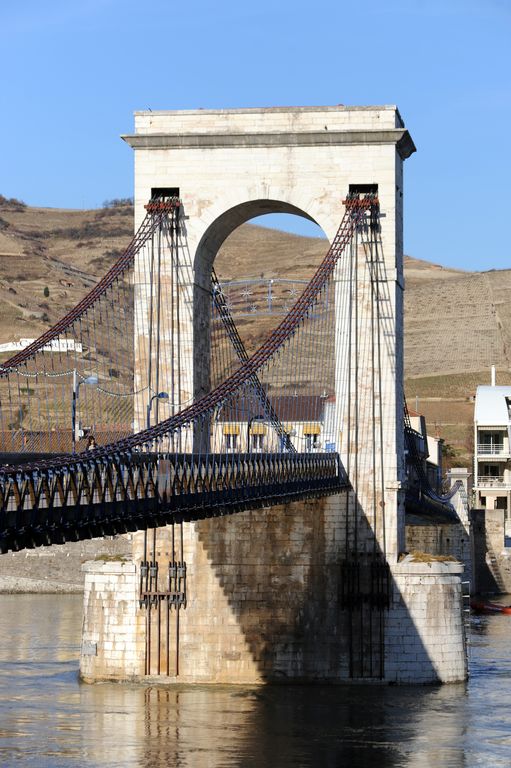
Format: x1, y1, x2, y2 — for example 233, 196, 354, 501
147, 391, 169, 430
72, 370, 99, 454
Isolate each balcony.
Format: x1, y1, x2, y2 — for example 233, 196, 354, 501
477, 443, 506, 455
476, 475, 510, 489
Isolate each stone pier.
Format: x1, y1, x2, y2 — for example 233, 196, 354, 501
81, 497, 467, 684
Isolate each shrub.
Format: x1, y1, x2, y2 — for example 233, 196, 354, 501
0, 194, 26, 211
102, 197, 134, 209
103, 248, 123, 260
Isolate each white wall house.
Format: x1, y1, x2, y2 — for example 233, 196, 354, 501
473, 384, 511, 517
214, 394, 326, 453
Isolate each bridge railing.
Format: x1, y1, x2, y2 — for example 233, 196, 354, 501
0, 451, 347, 553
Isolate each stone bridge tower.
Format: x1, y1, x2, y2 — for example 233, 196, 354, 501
80, 107, 467, 685
126, 105, 413, 559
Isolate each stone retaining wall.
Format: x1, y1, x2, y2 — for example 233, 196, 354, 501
471, 508, 511, 593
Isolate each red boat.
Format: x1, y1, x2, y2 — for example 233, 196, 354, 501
471, 600, 511, 615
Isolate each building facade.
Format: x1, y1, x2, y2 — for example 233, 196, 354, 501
473, 385, 511, 519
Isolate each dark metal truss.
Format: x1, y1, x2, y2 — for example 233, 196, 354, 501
0, 452, 347, 553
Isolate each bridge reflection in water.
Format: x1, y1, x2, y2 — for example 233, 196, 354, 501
0, 593, 508, 767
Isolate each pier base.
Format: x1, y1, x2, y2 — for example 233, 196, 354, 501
80, 499, 468, 685
387, 560, 468, 683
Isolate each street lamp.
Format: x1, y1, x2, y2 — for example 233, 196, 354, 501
72, 370, 98, 453
147, 391, 169, 429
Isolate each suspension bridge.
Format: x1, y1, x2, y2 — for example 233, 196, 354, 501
0, 193, 379, 550
0, 192, 453, 553
0, 106, 467, 685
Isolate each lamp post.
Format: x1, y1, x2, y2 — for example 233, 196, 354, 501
72, 370, 98, 453
147, 391, 169, 429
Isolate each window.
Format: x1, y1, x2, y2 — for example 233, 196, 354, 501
305, 433, 319, 451
225, 433, 238, 452
479, 432, 504, 453
151, 186, 179, 198
251, 433, 264, 452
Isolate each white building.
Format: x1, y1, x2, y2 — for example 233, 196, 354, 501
0, 338, 83, 354
215, 394, 326, 453
473, 384, 511, 518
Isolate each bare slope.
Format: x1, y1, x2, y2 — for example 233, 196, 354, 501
0, 196, 131, 340
404, 255, 511, 378
403, 255, 511, 462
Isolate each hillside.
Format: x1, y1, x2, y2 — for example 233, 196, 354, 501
0, 196, 132, 339
1, 195, 508, 465
403, 254, 511, 461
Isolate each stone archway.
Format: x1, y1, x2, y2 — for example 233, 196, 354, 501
192, 198, 324, 405
80, 105, 468, 688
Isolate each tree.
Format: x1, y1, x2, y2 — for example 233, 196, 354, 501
43, 286, 50, 298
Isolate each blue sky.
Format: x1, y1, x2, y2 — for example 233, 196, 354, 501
1, 0, 509, 271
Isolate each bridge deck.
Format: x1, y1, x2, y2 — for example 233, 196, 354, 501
0, 452, 347, 553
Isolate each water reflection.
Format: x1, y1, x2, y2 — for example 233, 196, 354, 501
0, 594, 509, 767
77, 682, 470, 768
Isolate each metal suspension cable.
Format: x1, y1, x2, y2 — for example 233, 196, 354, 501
0, 196, 180, 453
126, 194, 376, 444
0, 197, 180, 373
211, 267, 295, 452
372, 209, 387, 558
1, 193, 375, 474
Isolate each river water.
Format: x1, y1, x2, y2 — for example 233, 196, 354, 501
0, 594, 510, 767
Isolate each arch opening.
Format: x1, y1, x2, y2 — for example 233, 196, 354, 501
192, 199, 331, 407
250, 212, 326, 240
194, 199, 322, 286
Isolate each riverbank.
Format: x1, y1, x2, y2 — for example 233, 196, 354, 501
0, 575, 83, 593
0, 535, 132, 593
